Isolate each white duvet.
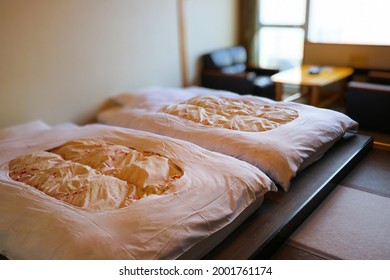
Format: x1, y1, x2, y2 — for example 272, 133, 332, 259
0, 123, 276, 260
98, 87, 358, 191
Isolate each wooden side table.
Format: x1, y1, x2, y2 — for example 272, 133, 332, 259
271, 65, 354, 107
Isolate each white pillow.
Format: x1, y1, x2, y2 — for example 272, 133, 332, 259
0, 120, 51, 142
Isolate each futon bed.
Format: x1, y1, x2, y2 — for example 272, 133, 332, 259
97, 87, 358, 191
0, 122, 276, 260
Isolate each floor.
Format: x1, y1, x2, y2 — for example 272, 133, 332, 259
271, 89, 390, 260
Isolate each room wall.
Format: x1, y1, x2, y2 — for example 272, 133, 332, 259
0, 0, 238, 129
184, 0, 238, 85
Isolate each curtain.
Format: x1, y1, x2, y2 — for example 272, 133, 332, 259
238, 0, 259, 66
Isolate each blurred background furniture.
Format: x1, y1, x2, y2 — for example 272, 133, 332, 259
200, 46, 279, 99
271, 65, 353, 107
346, 70, 390, 134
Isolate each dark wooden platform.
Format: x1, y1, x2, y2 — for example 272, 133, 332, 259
204, 132, 373, 259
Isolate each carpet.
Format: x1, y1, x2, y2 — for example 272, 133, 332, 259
288, 186, 390, 260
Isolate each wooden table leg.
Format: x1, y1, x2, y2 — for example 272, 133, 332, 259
310, 86, 320, 107
275, 82, 283, 101
339, 77, 349, 106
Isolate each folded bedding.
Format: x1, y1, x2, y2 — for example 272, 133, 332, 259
98, 87, 358, 191
0, 123, 276, 259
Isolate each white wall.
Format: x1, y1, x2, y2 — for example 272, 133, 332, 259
184, 0, 238, 85
0, 0, 238, 129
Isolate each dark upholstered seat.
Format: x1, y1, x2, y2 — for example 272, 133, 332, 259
346, 70, 390, 133
200, 46, 279, 99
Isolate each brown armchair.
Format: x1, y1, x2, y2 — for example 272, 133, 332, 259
200, 46, 279, 99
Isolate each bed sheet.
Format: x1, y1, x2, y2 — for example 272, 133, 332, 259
0, 123, 275, 260
98, 87, 358, 191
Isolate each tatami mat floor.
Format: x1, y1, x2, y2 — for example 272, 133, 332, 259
270, 128, 390, 260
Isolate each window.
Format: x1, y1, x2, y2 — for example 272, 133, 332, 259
258, 0, 307, 70
308, 0, 390, 46
257, 0, 390, 70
